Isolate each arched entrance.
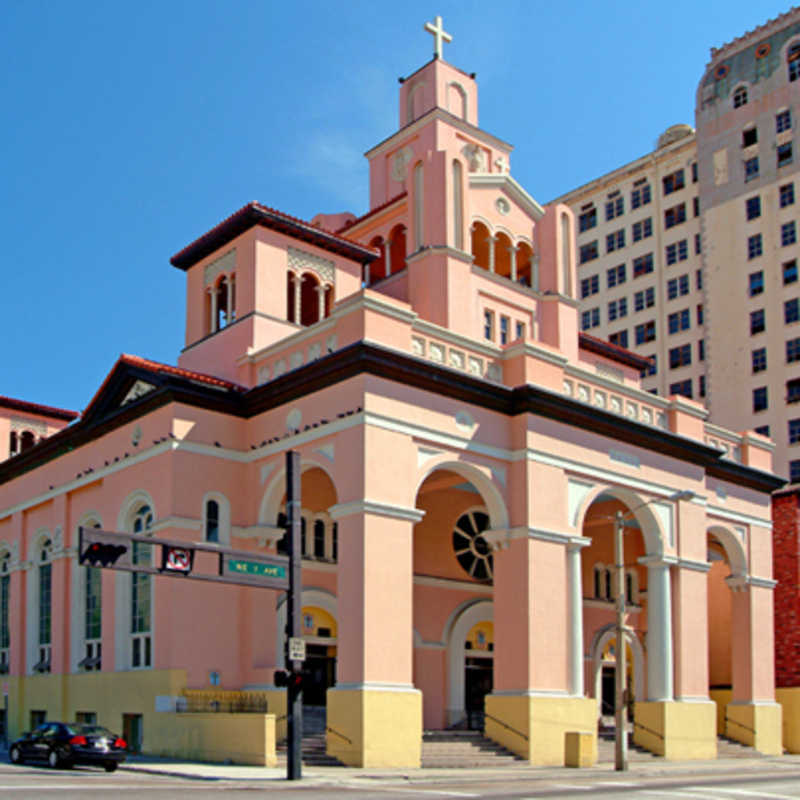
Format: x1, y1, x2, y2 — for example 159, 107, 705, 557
412, 462, 505, 730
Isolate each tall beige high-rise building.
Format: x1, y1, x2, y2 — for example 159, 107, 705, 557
557, 8, 800, 481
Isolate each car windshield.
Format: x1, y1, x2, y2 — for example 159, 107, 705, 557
66, 724, 115, 738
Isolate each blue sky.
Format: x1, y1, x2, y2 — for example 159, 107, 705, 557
1, 1, 792, 412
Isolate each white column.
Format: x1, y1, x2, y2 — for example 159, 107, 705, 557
383, 241, 392, 278
567, 541, 586, 697
229, 274, 236, 321
487, 235, 496, 273
293, 274, 302, 324
210, 288, 218, 333
316, 284, 326, 321
644, 559, 673, 701
508, 245, 518, 282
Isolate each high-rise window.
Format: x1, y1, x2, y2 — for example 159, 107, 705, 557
668, 309, 691, 334
609, 330, 628, 348
579, 241, 598, 264
782, 221, 797, 247
607, 264, 626, 288
664, 203, 686, 229
631, 183, 651, 209
748, 233, 763, 259
733, 86, 748, 108
579, 207, 597, 232
606, 229, 625, 253
605, 194, 624, 221
785, 260, 798, 285
778, 142, 794, 168
669, 379, 692, 398
789, 419, 800, 445
746, 196, 761, 220
780, 183, 795, 208
750, 309, 765, 335
580, 275, 599, 298
662, 169, 685, 195
777, 109, 792, 133
633, 253, 654, 277
742, 127, 758, 147
749, 270, 764, 296
632, 218, 652, 242
635, 321, 656, 344
608, 298, 627, 321
789, 43, 800, 82
581, 308, 600, 330
634, 287, 655, 311
788, 337, 800, 363
745, 157, 760, 181
791, 460, 800, 483
753, 386, 768, 412
752, 347, 767, 372
786, 298, 800, 324
789, 378, 800, 403
669, 344, 692, 368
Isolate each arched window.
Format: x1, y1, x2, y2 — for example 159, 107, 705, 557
593, 565, 604, 599
389, 225, 407, 275
332, 522, 338, 561
788, 42, 800, 82
625, 571, 634, 604
733, 85, 748, 108
0, 553, 10, 674
35, 540, 52, 673
300, 273, 321, 327
131, 505, 153, 669
313, 519, 325, 559
205, 499, 220, 543
20, 431, 36, 452
368, 236, 385, 284
604, 568, 613, 601
9, 432, 17, 457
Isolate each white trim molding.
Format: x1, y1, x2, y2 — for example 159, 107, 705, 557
329, 500, 425, 523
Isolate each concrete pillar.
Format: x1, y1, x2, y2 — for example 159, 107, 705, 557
567, 541, 586, 697
645, 559, 673, 701
383, 241, 392, 278
326, 503, 422, 767
487, 235, 496, 273
293, 274, 301, 324
508, 245, 518, 282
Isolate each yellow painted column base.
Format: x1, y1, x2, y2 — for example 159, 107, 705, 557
709, 688, 733, 735
633, 700, 717, 760
726, 701, 782, 755
484, 694, 597, 766
777, 688, 800, 753
326, 685, 422, 767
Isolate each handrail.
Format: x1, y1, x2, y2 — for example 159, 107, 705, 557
725, 715, 756, 735
326, 725, 353, 745
483, 713, 529, 742
632, 719, 664, 740
275, 714, 287, 724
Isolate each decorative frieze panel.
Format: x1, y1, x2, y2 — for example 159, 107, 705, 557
562, 378, 668, 431
10, 417, 47, 435
288, 246, 335, 284
204, 249, 236, 287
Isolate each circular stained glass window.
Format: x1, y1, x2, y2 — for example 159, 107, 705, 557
715, 64, 730, 80
452, 509, 493, 581
755, 42, 771, 59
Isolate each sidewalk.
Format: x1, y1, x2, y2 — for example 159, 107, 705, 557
120, 752, 800, 786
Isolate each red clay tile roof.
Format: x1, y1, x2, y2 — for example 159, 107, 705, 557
579, 332, 653, 372
171, 202, 379, 270
336, 192, 408, 233
118, 354, 246, 391
0, 395, 78, 422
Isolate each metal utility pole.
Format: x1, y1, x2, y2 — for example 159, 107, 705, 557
614, 509, 628, 772
286, 450, 303, 780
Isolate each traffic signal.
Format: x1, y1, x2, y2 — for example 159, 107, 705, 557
274, 670, 303, 690
81, 541, 128, 567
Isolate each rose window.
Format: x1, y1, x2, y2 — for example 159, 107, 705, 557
452, 509, 492, 581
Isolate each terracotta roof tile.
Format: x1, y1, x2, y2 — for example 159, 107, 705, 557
0, 395, 78, 422
336, 192, 408, 233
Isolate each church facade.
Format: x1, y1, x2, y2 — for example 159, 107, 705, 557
0, 20, 784, 767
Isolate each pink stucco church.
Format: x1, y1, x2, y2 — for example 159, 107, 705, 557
0, 17, 785, 766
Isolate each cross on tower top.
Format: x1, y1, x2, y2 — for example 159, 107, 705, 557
424, 15, 452, 59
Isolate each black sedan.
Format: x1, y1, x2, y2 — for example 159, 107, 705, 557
9, 721, 127, 771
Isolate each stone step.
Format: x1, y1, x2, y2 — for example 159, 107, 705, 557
421, 731, 524, 768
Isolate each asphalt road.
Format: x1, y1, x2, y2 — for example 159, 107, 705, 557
3, 761, 800, 799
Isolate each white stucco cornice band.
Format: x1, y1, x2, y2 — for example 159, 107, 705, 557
332, 682, 421, 694
469, 173, 545, 221
726, 574, 777, 591
706, 504, 773, 529
328, 500, 425, 523
485, 526, 590, 551
150, 516, 202, 533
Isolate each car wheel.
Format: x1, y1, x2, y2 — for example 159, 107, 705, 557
9, 745, 22, 764
104, 762, 118, 772
47, 748, 60, 769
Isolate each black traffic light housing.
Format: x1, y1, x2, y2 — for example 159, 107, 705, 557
81, 542, 127, 567
274, 670, 303, 690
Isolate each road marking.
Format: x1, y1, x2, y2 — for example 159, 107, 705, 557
709, 788, 800, 800
638, 791, 723, 799
0, 787, 146, 792
594, 781, 641, 787
549, 784, 592, 791
333, 786, 479, 798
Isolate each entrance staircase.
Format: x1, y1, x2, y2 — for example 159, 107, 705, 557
276, 705, 344, 767
422, 730, 524, 767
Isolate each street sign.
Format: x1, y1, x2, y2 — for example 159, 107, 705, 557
221, 556, 288, 589
162, 546, 194, 575
288, 637, 306, 662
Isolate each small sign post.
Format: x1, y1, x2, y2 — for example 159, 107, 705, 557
288, 637, 306, 662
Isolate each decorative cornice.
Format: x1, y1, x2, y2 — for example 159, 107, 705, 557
469, 173, 545, 221
328, 500, 426, 523
484, 526, 590, 551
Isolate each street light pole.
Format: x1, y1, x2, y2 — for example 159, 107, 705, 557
614, 509, 628, 772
